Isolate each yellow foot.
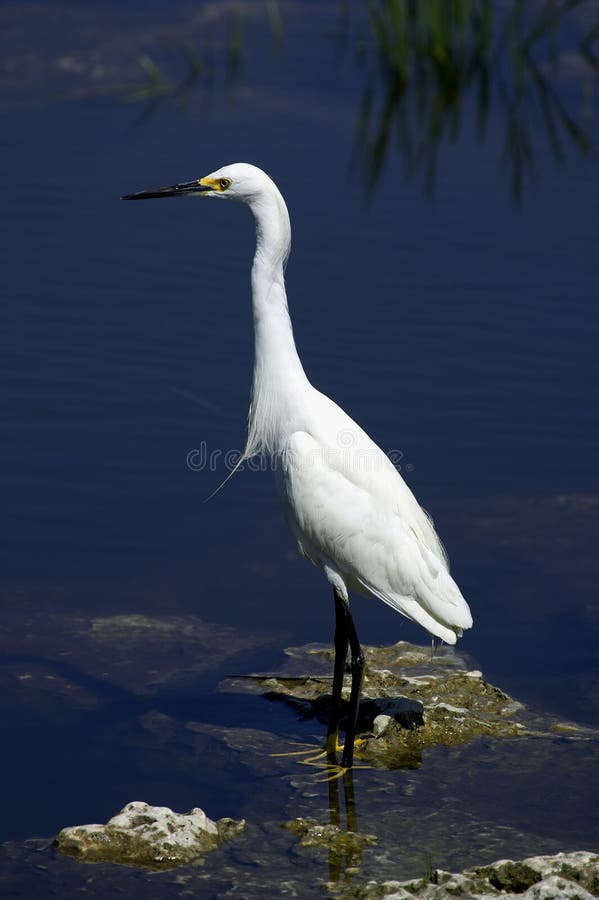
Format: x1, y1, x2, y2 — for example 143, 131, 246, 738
271, 737, 369, 773
271, 742, 325, 758
314, 762, 349, 782
350, 737, 368, 753
314, 760, 371, 782
270, 740, 331, 767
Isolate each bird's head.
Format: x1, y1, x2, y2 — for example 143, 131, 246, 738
123, 162, 291, 264
122, 163, 275, 206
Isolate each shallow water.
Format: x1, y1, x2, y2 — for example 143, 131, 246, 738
1, 0, 598, 894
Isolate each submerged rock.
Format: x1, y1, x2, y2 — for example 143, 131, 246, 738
55, 801, 246, 870
337, 850, 599, 898
0, 607, 276, 709
284, 817, 377, 853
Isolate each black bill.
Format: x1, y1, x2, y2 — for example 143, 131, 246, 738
121, 180, 212, 201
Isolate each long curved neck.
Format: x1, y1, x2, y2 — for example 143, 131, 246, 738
244, 186, 309, 458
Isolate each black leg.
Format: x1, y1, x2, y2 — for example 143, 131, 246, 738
340, 603, 364, 769
326, 588, 349, 762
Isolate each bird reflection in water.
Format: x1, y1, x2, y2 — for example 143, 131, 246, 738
327, 766, 361, 885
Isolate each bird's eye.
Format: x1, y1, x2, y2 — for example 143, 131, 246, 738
219, 178, 231, 191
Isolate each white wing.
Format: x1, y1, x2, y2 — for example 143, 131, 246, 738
276, 410, 472, 645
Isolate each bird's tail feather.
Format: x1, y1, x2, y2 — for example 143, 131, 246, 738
357, 578, 471, 646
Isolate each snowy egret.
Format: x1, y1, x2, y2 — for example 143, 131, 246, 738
123, 164, 473, 770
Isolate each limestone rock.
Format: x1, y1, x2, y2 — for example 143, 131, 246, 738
55, 800, 246, 869
222, 641, 535, 768
222, 640, 599, 769
340, 850, 599, 898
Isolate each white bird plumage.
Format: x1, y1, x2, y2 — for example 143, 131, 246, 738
201, 163, 472, 646
123, 161, 473, 768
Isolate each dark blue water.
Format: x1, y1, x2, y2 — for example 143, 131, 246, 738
1, 0, 598, 859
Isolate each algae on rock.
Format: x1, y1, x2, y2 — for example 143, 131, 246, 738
222, 640, 547, 768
